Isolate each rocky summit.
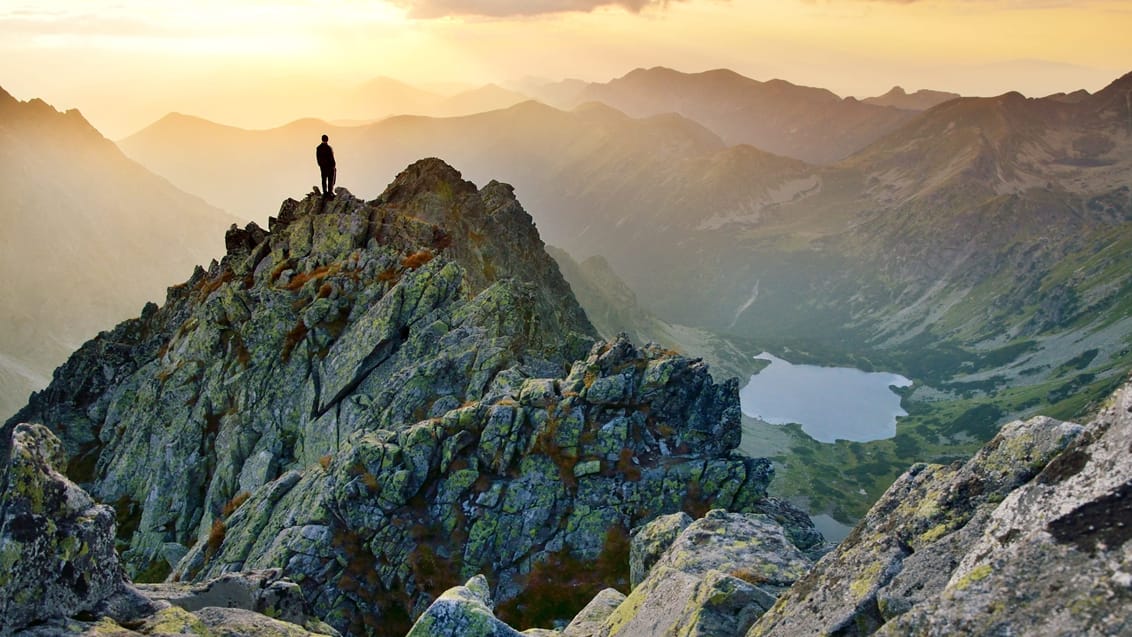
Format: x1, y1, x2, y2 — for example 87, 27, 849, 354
4, 158, 820, 635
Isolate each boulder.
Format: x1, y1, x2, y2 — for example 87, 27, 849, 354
629, 512, 692, 587
0, 423, 122, 633
406, 575, 524, 637
747, 397, 1131, 636
600, 510, 813, 637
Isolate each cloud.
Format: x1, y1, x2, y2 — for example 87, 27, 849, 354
390, 0, 688, 18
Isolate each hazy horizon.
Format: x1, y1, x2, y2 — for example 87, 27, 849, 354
3, 0, 1129, 138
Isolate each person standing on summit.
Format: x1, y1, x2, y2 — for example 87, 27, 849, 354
316, 134, 336, 197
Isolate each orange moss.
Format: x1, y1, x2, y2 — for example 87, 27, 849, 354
531, 409, 578, 490
221, 491, 251, 518
285, 264, 340, 291
682, 478, 712, 519
433, 231, 454, 250
496, 526, 631, 630
318, 282, 335, 299
730, 567, 770, 586
407, 542, 462, 598
349, 462, 380, 492
616, 448, 642, 482
270, 258, 294, 282
197, 270, 234, 299
319, 454, 333, 470
401, 249, 434, 270
331, 527, 413, 636
281, 322, 308, 362
582, 370, 597, 389
205, 519, 226, 560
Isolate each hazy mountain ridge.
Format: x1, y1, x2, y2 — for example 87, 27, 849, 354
538, 67, 922, 164
862, 86, 961, 111
0, 87, 234, 420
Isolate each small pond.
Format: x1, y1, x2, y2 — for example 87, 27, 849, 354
739, 353, 912, 443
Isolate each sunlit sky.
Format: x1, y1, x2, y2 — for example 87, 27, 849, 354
2, 0, 1130, 138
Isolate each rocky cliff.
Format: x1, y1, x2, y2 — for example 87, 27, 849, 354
747, 378, 1132, 636
6, 158, 818, 634
405, 377, 1132, 637
1, 423, 335, 636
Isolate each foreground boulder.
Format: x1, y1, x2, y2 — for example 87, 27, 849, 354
599, 510, 813, 637
406, 509, 818, 637
0, 424, 334, 636
0, 423, 122, 633
749, 380, 1132, 636
406, 575, 522, 637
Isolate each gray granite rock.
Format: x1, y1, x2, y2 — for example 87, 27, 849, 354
406, 575, 524, 637
599, 510, 813, 637
562, 588, 626, 636
747, 399, 1128, 637
629, 512, 692, 587
0, 423, 122, 633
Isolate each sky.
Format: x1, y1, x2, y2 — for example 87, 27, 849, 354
1, 0, 1130, 138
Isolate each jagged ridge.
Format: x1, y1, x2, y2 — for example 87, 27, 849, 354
7, 158, 818, 634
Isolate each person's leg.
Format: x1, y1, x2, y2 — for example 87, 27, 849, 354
329, 167, 337, 195
321, 171, 331, 195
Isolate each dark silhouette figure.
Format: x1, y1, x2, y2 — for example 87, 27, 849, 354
316, 134, 336, 197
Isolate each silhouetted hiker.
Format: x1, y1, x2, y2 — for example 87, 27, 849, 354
316, 134, 336, 197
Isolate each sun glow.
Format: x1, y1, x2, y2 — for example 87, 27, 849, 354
1, 0, 1128, 138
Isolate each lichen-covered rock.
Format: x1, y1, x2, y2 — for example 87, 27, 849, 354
0, 425, 332, 637
873, 384, 1132, 637
180, 336, 787, 634
406, 575, 523, 637
0, 423, 122, 633
562, 588, 626, 636
7, 159, 813, 635
747, 399, 1125, 637
599, 510, 813, 637
137, 569, 316, 628
629, 512, 692, 587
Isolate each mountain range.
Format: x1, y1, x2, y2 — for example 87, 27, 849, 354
116, 67, 1132, 519
0, 87, 233, 419
528, 67, 925, 164
4, 64, 1132, 635
6, 65, 1132, 525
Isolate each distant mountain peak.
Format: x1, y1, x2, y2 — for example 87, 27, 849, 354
864, 86, 961, 111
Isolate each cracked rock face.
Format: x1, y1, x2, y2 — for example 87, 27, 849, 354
7, 158, 818, 635
749, 384, 1132, 637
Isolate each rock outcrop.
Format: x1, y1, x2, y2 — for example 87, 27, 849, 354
748, 383, 1132, 636
405, 508, 818, 637
0, 424, 334, 636
405, 378, 1132, 637
0, 423, 121, 632
7, 158, 817, 634
599, 510, 814, 637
